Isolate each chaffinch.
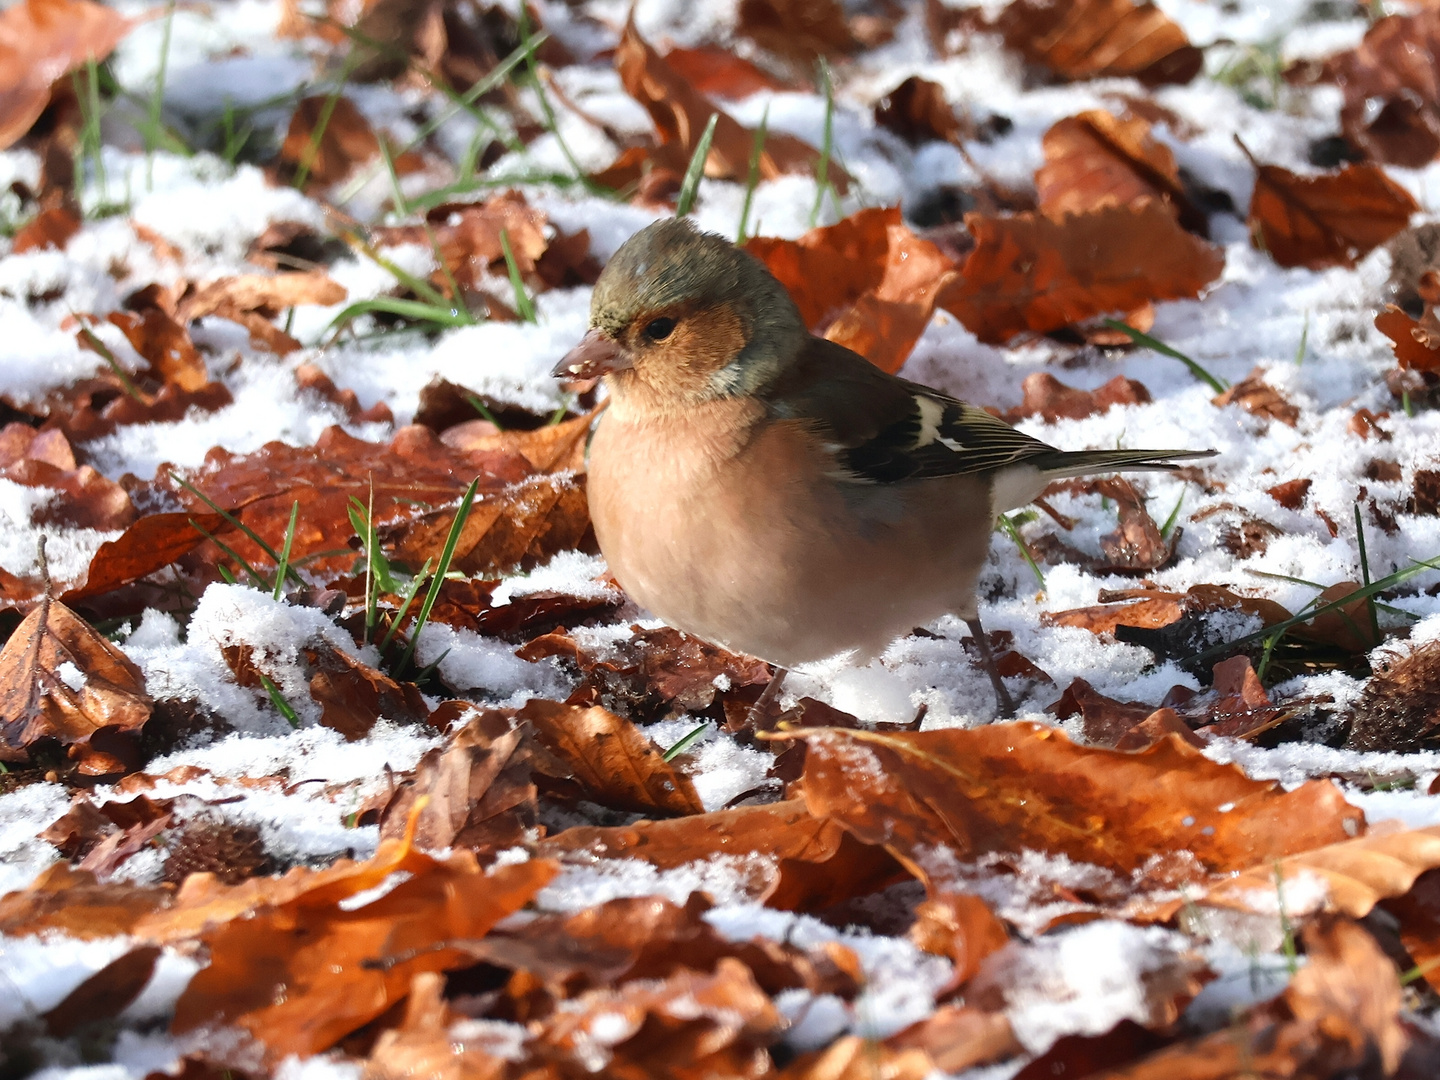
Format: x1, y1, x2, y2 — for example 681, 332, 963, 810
554, 219, 1214, 717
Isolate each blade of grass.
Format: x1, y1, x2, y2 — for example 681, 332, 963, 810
1294, 312, 1308, 366
187, 518, 268, 590
500, 229, 537, 322
464, 393, 504, 430
676, 113, 719, 218
326, 297, 475, 341
171, 473, 306, 588
809, 59, 835, 228
1100, 319, 1229, 394
76, 326, 145, 403
1160, 486, 1187, 539
663, 722, 709, 762
398, 478, 480, 675
378, 557, 434, 656
272, 501, 300, 601
998, 513, 1045, 589
73, 59, 109, 209
145, 0, 177, 190
1354, 503, 1382, 645
1188, 552, 1440, 667
736, 105, 769, 243
258, 672, 301, 728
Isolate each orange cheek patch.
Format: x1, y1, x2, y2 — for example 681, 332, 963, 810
635, 306, 748, 397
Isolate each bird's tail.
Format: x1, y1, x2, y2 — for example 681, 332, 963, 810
1030, 447, 1217, 480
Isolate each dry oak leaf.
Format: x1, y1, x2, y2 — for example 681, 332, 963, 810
737, 0, 857, 69
785, 723, 1363, 887
107, 297, 208, 393
939, 200, 1224, 345
874, 76, 968, 147
164, 824, 556, 1063
371, 191, 549, 292
1038, 110, 1205, 235
0, 422, 136, 534
1377, 302, 1440, 372
12, 203, 82, 253
0, 861, 171, 939
1015, 372, 1151, 423
63, 510, 225, 601
1083, 918, 1404, 1079
177, 269, 347, 356
663, 45, 796, 100
518, 698, 704, 817
534, 956, 782, 1079
377, 708, 541, 855
364, 971, 512, 1080
909, 892, 1011, 986
1319, 9, 1440, 168
539, 798, 907, 912
1199, 822, 1440, 921
1212, 366, 1301, 427
613, 16, 846, 191
992, 0, 1202, 86
783, 1006, 1019, 1079
1044, 582, 1291, 638
0, 592, 152, 766
746, 207, 957, 374
1245, 156, 1418, 270
279, 94, 380, 188
0, 0, 131, 149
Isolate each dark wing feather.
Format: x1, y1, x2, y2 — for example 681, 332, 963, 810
759, 337, 1059, 483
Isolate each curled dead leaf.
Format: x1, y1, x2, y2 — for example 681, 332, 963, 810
993, 0, 1202, 86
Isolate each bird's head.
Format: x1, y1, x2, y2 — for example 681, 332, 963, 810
553, 218, 806, 408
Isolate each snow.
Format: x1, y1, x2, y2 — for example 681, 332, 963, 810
8, 0, 1440, 1072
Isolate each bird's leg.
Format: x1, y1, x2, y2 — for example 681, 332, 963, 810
745, 666, 789, 730
964, 616, 1016, 719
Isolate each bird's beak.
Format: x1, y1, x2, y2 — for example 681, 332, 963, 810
553, 328, 630, 380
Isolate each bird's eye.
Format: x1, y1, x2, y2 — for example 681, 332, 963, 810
642, 317, 676, 341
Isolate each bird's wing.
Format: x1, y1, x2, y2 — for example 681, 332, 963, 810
760, 336, 1059, 483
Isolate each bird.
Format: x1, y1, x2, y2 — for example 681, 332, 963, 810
553, 218, 1215, 717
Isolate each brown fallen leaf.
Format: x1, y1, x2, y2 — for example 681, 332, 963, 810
377, 709, 547, 856
12, 203, 82, 253
1318, 9, 1440, 168
533, 956, 782, 1078
0, 589, 152, 770
518, 698, 705, 817
1086, 918, 1404, 1077
305, 643, 429, 740
0, 0, 131, 150
938, 201, 1224, 344
1267, 477, 1312, 509
279, 95, 380, 188
1244, 153, 1418, 270
0, 422, 136, 534
910, 892, 1011, 985
785, 1006, 1019, 1079
42, 945, 161, 1037
64, 510, 225, 601
0, 862, 172, 938
747, 207, 956, 373
1015, 372, 1152, 423
372, 191, 551, 293
875, 76, 968, 147
168, 830, 557, 1064
1212, 366, 1301, 427
993, 0, 1202, 86
540, 798, 908, 912
737, 0, 856, 70
107, 297, 209, 394
663, 45, 795, 100
364, 971, 512, 1080
1201, 823, 1440, 921
783, 722, 1362, 889
613, 16, 845, 191
1044, 582, 1291, 638
1038, 110, 1205, 234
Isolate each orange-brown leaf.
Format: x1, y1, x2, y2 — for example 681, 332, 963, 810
746, 207, 955, 372
519, 699, 704, 816
168, 834, 556, 1062
1320, 10, 1440, 168
614, 17, 844, 190
12, 203, 82, 253
1016, 372, 1152, 423
0, 0, 131, 149
279, 94, 380, 188
789, 723, 1363, 885
1248, 160, 1418, 270
0, 593, 151, 763
939, 201, 1224, 344
993, 0, 1202, 86
737, 0, 856, 69
1038, 110, 1203, 233
1377, 303, 1440, 371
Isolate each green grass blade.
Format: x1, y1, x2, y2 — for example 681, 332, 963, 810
736, 106, 769, 243
258, 672, 301, 729
1100, 319, 1229, 394
998, 513, 1045, 589
1354, 503, 1382, 645
398, 478, 480, 675
663, 722, 709, 762
172, 473, 305, 587
378, 558, 434, 656
76, 326, 145, 402
272, 501, 300, 601
187, 518, 268, 590
809, 60, 835, 228
676, 113, 719, 218
500, 229, 537, 322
